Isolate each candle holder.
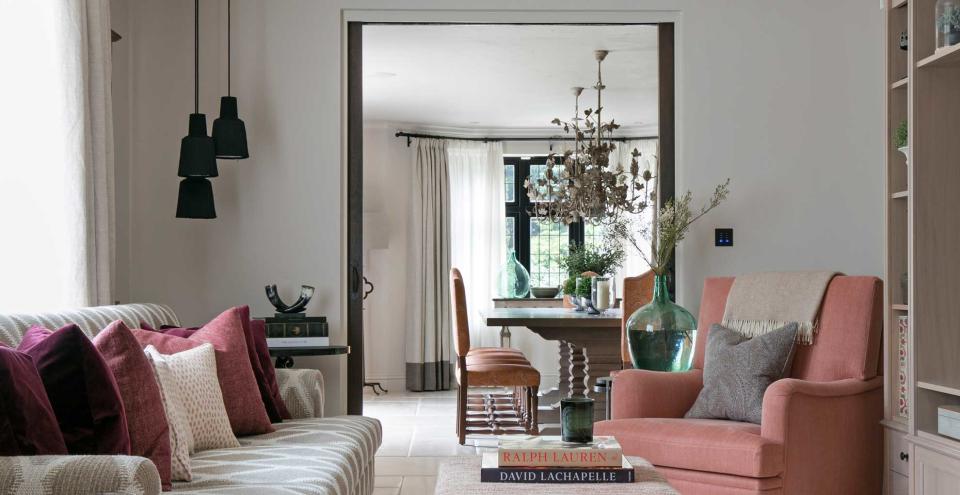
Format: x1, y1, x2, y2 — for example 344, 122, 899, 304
561, 397, 595, 443
591, 276, 611, 314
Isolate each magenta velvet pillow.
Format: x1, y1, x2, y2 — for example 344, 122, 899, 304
133, 307, 273, 436
143, 307, 286, 423
250, 318, 290, 420
93, 321, 173, 490
18, 325, 130, 455
0, 344, 68, 455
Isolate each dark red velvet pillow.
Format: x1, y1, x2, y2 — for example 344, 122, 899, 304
250, 318, 290, 420
0, 344, 68, 455
93, 321, 172, 490
142, 306, 287, 423
18, 325, 131, 455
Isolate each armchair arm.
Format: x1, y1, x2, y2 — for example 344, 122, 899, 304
760, 377, 884, 494
276, 368, 325, 419
610, 369, 703, 419
0, 455, 160, 495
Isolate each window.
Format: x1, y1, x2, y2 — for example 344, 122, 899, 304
504, 156, 596, 288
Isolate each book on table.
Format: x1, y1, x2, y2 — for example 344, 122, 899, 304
480, 452, 635, 484
497, 435, 623, 468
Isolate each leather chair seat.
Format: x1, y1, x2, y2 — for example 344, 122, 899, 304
466, 354, 529, 365
458, 362, 540, 387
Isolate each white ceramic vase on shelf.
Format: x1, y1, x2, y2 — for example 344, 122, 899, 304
899, 146, 910, 167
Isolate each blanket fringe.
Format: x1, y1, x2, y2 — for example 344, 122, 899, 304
721, 319, 816, 345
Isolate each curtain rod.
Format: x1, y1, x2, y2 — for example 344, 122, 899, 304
394, 131, 657, 147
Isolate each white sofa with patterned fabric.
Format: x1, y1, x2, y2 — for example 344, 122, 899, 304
0, 303, 381, 495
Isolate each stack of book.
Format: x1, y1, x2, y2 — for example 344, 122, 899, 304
481, 435, 633, 484
264, 314, 330, 347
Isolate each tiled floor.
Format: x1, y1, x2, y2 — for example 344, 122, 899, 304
365, 389, 498, 495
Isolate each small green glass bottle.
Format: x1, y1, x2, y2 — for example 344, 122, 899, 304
626, 274, 697, 371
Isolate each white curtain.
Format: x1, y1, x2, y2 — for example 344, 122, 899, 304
612, 139, 658, 295
405, 139, 452, 391
0, 0, 115, 312
447, 140, 505, 349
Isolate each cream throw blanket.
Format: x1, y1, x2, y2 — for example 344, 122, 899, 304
722, 271, 838, 344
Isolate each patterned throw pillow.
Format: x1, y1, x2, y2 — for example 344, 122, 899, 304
133, 307, 274, 436
144, 344, 240, 453
685, 323, 798, 424
144, 345, 194, 482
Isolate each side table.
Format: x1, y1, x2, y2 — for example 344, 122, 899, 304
268, 345, 349, 369
594, 376, 613, 420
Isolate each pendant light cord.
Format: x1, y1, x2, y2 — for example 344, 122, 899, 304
194, 0, 199, 113
227, 0, 231, 96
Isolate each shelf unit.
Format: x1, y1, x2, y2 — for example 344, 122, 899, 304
884, 0, 960, 492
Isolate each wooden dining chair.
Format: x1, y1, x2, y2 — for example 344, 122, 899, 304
620, 270, 656, 368
450, 268, 540, 444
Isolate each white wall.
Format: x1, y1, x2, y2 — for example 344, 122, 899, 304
117, 0, 883, 414
361, 122, 412, 392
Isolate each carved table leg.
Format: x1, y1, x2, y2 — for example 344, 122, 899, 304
569, 343, 588, 398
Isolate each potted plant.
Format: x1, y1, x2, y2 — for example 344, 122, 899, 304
895, 120, 909, 165
938, 1, 960, 50
558, 242, 625, 309
608, 179, 730, 371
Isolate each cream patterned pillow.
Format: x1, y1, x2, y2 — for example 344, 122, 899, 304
144, 344, 240, 452
144, 345, 194, 481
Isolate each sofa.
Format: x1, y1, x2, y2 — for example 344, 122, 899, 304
0, 303, 382, 495
596, 276, 884, 495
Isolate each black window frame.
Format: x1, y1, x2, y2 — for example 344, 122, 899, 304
504, 156, 587, 279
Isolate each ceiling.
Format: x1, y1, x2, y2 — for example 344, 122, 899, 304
362, 24, 659, 137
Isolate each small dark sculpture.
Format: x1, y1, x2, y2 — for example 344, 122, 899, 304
265, 284, 315, 314
900, 31, 909, 51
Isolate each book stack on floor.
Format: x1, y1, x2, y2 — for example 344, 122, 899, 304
482, 435, 633, 484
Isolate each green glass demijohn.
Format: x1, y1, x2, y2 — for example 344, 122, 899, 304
626, 274, 697, 371
497, 250, 531, 298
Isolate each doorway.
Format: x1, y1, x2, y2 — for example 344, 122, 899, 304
345, 17, 676, 418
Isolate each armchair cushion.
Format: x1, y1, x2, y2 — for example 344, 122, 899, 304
594, 417, 783, 478
609, 369, 703, 419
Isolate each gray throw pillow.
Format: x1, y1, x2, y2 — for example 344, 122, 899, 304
685, 323, 798, 424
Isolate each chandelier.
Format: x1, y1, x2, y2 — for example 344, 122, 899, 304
524, 50, 652, 225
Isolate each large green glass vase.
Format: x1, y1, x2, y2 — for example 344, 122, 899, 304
497, 250, 531, 298
626, 275, 697, 371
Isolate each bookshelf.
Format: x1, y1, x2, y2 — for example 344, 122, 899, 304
884, 0, 960, 492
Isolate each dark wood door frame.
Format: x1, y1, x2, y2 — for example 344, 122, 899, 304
346, 22, 364, 415
345, 21, 676, 414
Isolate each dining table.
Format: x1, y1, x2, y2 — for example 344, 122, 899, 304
482, 307, 623, 426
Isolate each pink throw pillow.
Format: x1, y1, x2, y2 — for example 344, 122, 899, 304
93, 321, 173, 490
133, 307, 273, 436
143, 307, 287, 423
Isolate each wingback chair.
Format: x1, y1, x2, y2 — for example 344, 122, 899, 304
595, 276, 884, 495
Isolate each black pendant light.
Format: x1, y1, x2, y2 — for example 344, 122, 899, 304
212, 0, 249, 159
177, 0, 217, 219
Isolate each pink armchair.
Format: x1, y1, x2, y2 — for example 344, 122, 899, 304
596, 276, 884, 495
